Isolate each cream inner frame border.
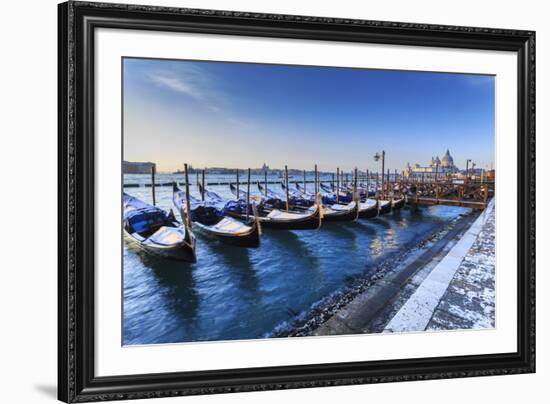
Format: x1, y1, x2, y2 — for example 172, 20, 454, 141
95, 28, 517, 377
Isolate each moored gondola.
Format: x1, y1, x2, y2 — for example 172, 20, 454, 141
322, 200, 359, 222
257, 181, 310, 210
173, 183, 261, 248
358, 198, 379, 219
296, 181, 359, 222
378, 199, 392, 215
320, 183, 352, 203
123, 193, 196, 262
392, 197, 406, 210
229, 183, 323, 230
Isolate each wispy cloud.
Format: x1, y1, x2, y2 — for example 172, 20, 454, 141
149, 75, 204, 100
148, 63, 213, 103
147, 63, 255, 130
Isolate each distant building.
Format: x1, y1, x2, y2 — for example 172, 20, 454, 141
123, 160, 155, 174
404, 149, 459, 178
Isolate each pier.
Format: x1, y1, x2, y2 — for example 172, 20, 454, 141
400, 177, 495, 210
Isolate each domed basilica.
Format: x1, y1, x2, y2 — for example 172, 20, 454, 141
404, 149, 459, 178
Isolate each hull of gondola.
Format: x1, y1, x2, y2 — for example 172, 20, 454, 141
323, 201, 359, 222
392, 197, 406, 210
261, 205, 322, 230
229, 204, 322, 230
192, 219, 261, 248
358, 202, 379, 219
378, 200, 392, 215
124, 228, 196, 262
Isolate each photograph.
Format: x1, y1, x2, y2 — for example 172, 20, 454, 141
54, 1, 537, 402
122, 57, 496, 346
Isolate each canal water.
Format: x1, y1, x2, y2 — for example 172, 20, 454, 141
123, 173, 470, 345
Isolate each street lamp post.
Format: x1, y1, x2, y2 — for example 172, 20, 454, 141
374, 150, 385, 198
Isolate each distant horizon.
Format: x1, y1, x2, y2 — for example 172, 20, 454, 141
123, 58, 495, 173
123, 161, 491, 175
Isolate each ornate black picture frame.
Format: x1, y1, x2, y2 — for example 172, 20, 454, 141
58, 1, 535, 402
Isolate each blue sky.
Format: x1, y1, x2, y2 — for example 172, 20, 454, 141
123, 58, 495, 173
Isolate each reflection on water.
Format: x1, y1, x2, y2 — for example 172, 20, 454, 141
122, 174, 470, 345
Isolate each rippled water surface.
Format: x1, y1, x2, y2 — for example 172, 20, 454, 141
123, 173, 469, 345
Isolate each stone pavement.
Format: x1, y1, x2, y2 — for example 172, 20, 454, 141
384, 199, 495, 332
426, 203, 495, 330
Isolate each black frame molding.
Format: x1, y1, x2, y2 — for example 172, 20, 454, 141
58, 1, 535, 402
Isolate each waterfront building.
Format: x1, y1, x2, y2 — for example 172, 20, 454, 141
123, 160, 155, 174
404, 149, 459, 178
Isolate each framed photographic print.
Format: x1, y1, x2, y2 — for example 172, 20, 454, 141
58, 1, 535, 402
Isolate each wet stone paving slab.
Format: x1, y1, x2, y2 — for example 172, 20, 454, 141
426, 205, 495, 330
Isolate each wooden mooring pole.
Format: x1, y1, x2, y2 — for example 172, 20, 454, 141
184, 163, 192, 229
285, 165, 289, 212
387, 169, 391, 199
314, 164, 318, 195
201, 169, 205, 201
336, 167, 340, 204
247, 168, 251, 221
435, 163, 440, 202
236, 169, 240, 198
415, 175, 419, 211
151, 164, 156, 206
366, 170, 369, 199
264, 170, 268, 197
382, 150, 386, 199
354, 167, 358, 200
394, 169, 398, 197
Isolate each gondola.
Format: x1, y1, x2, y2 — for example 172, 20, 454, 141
378, 199, 392, 215
358, 198, 379, 219
324, 183, 378, 218
276, 181, 315, 208
297, 183, 359, 222
173, 183, 261, 248
255, 181, 314, 210
229, 183, 323, 230
320, 183, 352, 202
123, 193, 196, 262
338, 183, 377, 200
322, 200, 359, 222
358, 183, 377, 198
392, 196, 406, 210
